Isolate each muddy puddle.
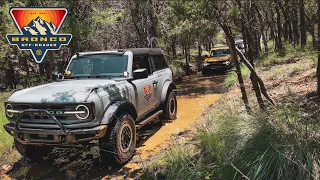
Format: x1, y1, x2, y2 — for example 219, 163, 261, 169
2, 73, 226, 180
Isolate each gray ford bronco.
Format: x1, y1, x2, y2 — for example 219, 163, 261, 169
3, 48, 177, 164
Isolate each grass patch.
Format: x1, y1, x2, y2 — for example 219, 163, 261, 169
0, 92, 20, 166
224, 64, 250, 89
142, 93, 320, 179
228, 101, 320, 179
257, 42, 317, 67
224, 41, 316, 89
141, 144, 214, 180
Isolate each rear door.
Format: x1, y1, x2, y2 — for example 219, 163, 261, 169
150, 54, 171, 107
132, 55, 158, 117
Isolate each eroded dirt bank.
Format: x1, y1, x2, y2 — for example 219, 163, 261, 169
1, 73, 226, 180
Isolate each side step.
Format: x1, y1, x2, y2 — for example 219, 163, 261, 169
136, 110, 163, 130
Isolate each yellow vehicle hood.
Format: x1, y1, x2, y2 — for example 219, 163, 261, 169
204, 56, 231, 63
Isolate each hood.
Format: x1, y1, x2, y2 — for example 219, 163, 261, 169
8, 79, 117, 103
204, 56, 231, 63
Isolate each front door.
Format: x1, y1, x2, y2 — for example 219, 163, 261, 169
132, 55, 157, 117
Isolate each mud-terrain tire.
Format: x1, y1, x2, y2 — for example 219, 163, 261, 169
14, 139, 52, 161
99, 113, 136, 165
163, 91, 177, 120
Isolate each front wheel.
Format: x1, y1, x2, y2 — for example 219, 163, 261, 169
202, 69, 209, 75
99, 113, 136, 165
163, 91, 177, 120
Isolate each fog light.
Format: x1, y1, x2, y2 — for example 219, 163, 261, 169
223, 61, 231, 65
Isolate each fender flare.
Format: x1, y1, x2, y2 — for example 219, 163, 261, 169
100, 100, 137, 125
160, 81, 177, 104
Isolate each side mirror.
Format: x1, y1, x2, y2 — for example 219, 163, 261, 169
133, 68, 148, 80
51, 71, 63, 81
204, 55, 208, 58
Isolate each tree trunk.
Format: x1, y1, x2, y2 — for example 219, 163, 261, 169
300, 0, 307, 49
198, 44, 202, 58
275, 0, 283, 50
269, 8, 279, 50
283, 23, 288, 41
304, 12, 316, 48
39, 64, 44, 75
292, 8, 300, 47
236, 47, 275, 105
243, 23, 265, 109
254, 4, 268, 54
311, 30, 316, 49
171, 37, 177, 59
222, 24, 251, 112
23, 56, 29, 88
4, 53, 16, 89
288, 21, 293, 43
278, 0, 291, 42
317, 0, 320, 96
208, 37, 212, 51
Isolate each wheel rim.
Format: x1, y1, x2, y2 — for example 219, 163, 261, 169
119, 123, 133, 153
169, 97, 176, 115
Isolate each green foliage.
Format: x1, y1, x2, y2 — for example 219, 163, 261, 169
0, 92, 20, 165
142, 95, 320, 180
93, 8, 124, 25
214, 31, 226, 44
141, 144, 215, 180
227, 102, 320, 180
224, 65, 250, 89
257, 41, 317, 67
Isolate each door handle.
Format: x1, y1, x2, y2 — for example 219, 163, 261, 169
153, 81, 158, 85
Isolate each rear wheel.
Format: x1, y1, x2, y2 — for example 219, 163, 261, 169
163, 91, 177, 120
99, 113, 136, 165
14, 139, 52, 161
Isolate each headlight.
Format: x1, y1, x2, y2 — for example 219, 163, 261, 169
6, 104, 14, 118
223, 61, 231, 65
75, 105, 90, 120
203, 62, 209, 66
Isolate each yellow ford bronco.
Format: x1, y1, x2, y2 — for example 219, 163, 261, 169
202, 46, 234, 75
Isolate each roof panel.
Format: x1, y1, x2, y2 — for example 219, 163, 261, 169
121, 48, 163, 56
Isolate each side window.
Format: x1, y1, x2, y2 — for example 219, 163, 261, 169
152, 55, 168, 71
133, 55, 152, 75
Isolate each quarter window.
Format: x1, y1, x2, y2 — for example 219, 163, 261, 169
152, 55, 168, 71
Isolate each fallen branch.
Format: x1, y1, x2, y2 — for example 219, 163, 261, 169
235, 47, 276, 105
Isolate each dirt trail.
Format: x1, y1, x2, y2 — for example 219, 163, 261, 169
1, 73, 226, 180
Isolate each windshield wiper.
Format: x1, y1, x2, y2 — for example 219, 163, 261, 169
90, 75, 112, 79
64, 76, 85, 79
64, 74, 116, 79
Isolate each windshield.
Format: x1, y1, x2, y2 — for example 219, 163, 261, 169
236, 42, 244, 49
66, 54, 128, 78
210, 49, 231, 57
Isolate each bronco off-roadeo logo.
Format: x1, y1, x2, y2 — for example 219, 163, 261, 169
6, 7, 72, 64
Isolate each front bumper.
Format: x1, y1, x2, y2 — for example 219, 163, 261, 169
3, 109, 107, 147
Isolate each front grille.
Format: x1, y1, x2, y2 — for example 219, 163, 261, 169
6, 103, 94, 129
208, 61, 228, 67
